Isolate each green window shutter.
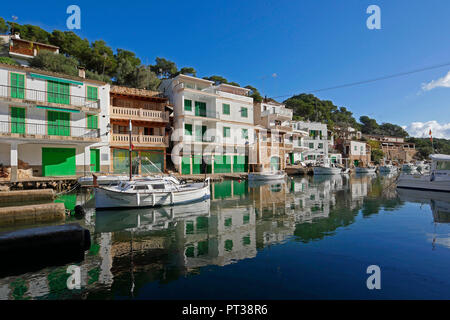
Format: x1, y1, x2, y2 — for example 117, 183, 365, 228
241, 107, 248, 117
223, 127, 230, 138
222, 103, 230, 115
184, 99, 192, 111
48, 81, 70, 105
185, 124, 192, 136
11, 73, 25, 99
87, 86, 98, 101
242, 129, 248, 139
48, 111, 70, 136
195, 101, 206, 117
195, 125, 206, 141
87, 114, 98, 129
309, 143, 314, 149
11, 107, 25, 134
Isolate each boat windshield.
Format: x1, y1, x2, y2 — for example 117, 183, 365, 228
436, 161, 450, 170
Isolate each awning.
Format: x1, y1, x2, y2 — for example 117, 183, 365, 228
36, 106, 80, 113
29, 73, 84, 86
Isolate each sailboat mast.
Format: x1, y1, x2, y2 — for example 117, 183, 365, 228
129, 119, 132, 181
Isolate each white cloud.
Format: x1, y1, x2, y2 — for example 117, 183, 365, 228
422, 70, 450, 91
403, 121, 450, 139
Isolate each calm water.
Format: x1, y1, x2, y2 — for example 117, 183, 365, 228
1, 173, 450, 300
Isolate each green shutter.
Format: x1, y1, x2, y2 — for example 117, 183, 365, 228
223, 127, 230, 138
87, 86, 98, 101
184, 99, 192, 111
222, 103, 230, 115
11, 107, 25, 134
241, 107, 248, 118
87, 114, 98, 129
10, 73, 25, 99
233, 155, 248, 173
185, 124, 192, 136
48, 81, 70, 105
48, 111, 70, 136
42, 148, 76, 176
181, 156, 191, 175
195, 125, 206, 141
195, 101, 206, 117
242, 129, 248, 139
90, 149, 100, 172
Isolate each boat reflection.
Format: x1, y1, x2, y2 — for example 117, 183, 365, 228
397, 189, 450, 223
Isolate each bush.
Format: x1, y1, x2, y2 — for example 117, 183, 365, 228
29, 51, 78, 76
0, 56, 19, 66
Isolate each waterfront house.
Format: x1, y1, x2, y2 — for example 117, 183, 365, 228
0, 63, 110, 181
340, 140, 371, 167
160, 74, 255, 175
109, 86, 170, 174
362, 134, 417, 163
290, 121, 330, 164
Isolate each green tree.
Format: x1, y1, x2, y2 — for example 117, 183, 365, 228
7, 22, 51, 43
245, 85, 263, 102
179, 67, 197, 77
114, 49, 141, 85
134, 65, 161, 90
371, 149, 384, 164
150, 57, 178, 79
359, 116, 380, 134
0, 17, 8, 34
29, 51, 79, 76
203, 75, 228, 85
87, 40, 117, 77
0, 56, 19, 66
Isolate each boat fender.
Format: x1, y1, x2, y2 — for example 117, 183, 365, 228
152, 193, 155, 205
170, 192, 174, 205
136, 193, 140, 206
74, 205, 85, 217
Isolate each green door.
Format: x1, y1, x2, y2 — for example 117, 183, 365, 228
270, 156, 280, 171
42, 148, 76, 177
10, 73, 25, 99
192, 155, 202, 174
181, 156, 191, 175
11, 107, 25, 134
48, 111, 70, 136
48, 81, 70, 105
233, 155, 248, 173
354, 160, 359, 167
214, 155, 231, 173
195, 101, 207, 117
289, 153, 294, 164
195, 125, 207, 142
90, 149, 100, 172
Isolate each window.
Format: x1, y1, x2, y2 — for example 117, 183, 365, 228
87, 86, 98, 101
242, 129, 248, 140
241, 107, 248, 118
144, 127, 154, 135
185, 124, 192, 136
87, 114, 98, 129
243, 214, 250, 224
184, 99, 192, 111
48, 81, 70, 105
222, 103, 230, 115
11, 107, 25, 134
47, 111, 70, 136
10, 73, 25, 99
436, 161, 450, 170
224, 239, 233, 252
223, 127, 230, 138
354, 146, 358, 151
195, 101, 207, 117
309, 143, 314, 149
360, 146, 364, 152
224, 217, 232, 227
318, 143, 323, 149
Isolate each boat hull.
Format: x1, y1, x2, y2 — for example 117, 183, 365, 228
95, 183, 211, 209
248, 172, 286, 181
313, 167, 341, 175
397, 174, 450, 192
355, 168, 377, 174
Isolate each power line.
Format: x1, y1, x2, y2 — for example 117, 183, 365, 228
270, 61, 450, 100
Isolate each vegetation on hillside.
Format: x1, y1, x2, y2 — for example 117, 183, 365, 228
406, 137, 450, 159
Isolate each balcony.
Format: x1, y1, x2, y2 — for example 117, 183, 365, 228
262, 107, 293, 119
0, 84, 100, 110
111, 134, 169, 147
270, 124, 293, 132
111, 106, 169, 123
0, 120, 100, 142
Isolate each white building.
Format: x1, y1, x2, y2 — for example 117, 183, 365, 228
160, 74, 255, 174
0, 63, 110, 181
291, 121, 330, 163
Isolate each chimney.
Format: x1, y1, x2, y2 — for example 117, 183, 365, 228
78, 66, 86, 79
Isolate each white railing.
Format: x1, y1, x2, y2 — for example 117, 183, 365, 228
111, 134, 168, 145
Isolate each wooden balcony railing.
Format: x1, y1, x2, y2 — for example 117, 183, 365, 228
111, 133, 168, 146
111, 106, 169, 122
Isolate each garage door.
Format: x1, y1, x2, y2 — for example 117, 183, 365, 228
233, 155, 248, 173
181, 156, 191, 175
214, 155, 231, 173
141, 150, 164, 173
42, 147, 76, 176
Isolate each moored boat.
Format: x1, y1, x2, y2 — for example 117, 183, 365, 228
95, 176, 211, 209
397, 154, 450, 192
248, 170, 286, 181
313, 165, 342, 175
355, 166, 377, 174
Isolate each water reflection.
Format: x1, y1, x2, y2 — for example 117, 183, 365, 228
1, 173, 449, 299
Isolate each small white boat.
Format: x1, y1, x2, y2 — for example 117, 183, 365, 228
313, 166, 342, 175
402, 163, 417, 172
78, 175, 140, 186
248, 171, 286, 181
397, 154, 450, 192
379, 163, 398, 173
355, 166, 377, 174
95, 176, 211, 209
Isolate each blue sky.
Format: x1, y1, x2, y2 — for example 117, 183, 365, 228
2, 0, 450, 137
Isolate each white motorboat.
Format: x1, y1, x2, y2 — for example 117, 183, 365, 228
379, 163, 398, 173
355, 166, 377, 174
397, 154, 450, 192
313, 165, 342, 175
248, 170, 286, 181
95, 176, 211, 209
79, 174, 139, 186
402, 163, 417, 172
